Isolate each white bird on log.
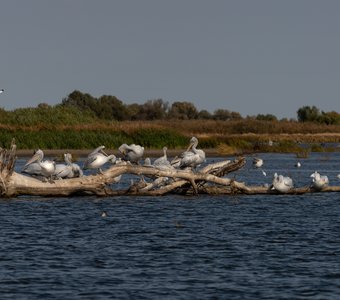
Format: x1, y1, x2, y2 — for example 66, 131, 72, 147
153, 146, 174, 170
83, 146, 116, 173
143, 157, 153, 167
171, 137, 205, 169
53, 153, 83, 179
118, 143, 144, 164
53, 153, 73, 179
271, 173, 293, 193
24, 149, 56, 181
22, 160, 42, 176
310, 171, 329, 190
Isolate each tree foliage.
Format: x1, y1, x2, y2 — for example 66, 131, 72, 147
297, 106, 320, 122
2, 89, 340, 125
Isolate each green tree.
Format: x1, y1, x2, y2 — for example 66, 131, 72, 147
96, 95, 127, 121
213, 109, 231, 120
317, 111, 340, 125
297, 106, 320, 122
137, 99, 169, 120
168, 101, 198, 119
197, 110, 212, 119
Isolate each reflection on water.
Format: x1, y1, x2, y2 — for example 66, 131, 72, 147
1, 153, 340, 299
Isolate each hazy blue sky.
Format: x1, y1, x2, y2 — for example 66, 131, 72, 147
1, 0, 340, 119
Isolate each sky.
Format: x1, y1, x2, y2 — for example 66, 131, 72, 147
1, 0, 340, 119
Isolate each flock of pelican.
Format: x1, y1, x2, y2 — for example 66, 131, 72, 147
21, 137, 206, 183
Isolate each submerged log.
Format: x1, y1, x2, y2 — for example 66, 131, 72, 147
0, 140, 339, 198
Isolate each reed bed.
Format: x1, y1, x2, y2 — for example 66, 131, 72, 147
1, 116, 340, 152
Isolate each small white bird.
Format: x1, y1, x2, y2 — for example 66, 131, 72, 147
310, 171, 329, 190
253, 157, 263, 168
0, 89, 4, 94
337, 174, 340, 179
295, 162, 301, 168
252, 157, 266, 176
272, 173, 293, 193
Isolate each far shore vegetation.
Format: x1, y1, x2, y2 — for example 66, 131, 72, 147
1, 90, 340, 155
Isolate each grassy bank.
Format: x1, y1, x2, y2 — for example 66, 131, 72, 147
1, 119, 340, 154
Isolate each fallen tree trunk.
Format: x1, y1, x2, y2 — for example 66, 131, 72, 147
1, 140, 339, 198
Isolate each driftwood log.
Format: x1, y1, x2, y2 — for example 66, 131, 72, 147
1, 139, 340, 198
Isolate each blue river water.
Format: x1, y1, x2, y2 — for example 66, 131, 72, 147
1, 153, 340, 299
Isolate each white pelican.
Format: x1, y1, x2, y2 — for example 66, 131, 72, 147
144, 157, 153, 167
118, 143, 144, 164
88, 145, 107, 156
153, 146, 174, 170
310, 171, 329, 190
190, 136, 206, 167
53, 153, 73, 179
171, 137, 205, 169
22, 161, 42, 176
271, 173, 293, 193
24, 149, 56, 181
83, 147, 116, 173
64, 153, 83, 178
53, 153, 83, 179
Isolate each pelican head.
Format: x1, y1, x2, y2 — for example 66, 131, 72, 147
25, 149, 44, 166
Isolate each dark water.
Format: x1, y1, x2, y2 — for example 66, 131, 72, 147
1, 153, 340, 299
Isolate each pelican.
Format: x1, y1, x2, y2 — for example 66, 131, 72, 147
88, 145, 107, 156
24, 149, 56, 181
53, 153, 83, 179
310, 171, 329, 190
53, 153, 73, 179
22, 160, 42, 176
83, 147, 117, 173
271, 173, 293, 193
64, 153, 83, 178
144, 157, 153, 167
118, 143, 144, 164
171, 137, 205, 169
153, 146, 173, 170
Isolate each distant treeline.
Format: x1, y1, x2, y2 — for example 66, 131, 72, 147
0, 90, 340, 151
1, 90, 339, 124
58, 90, 340, 124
